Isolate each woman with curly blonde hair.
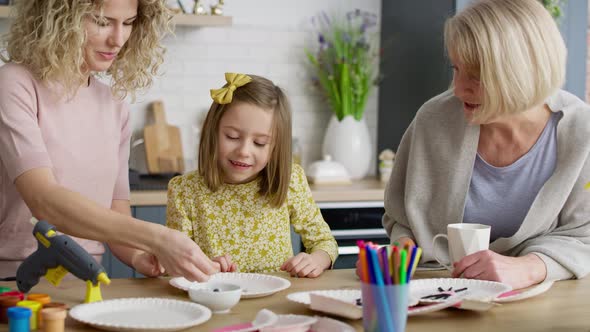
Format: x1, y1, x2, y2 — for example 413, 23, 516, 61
0, 0, 219, 282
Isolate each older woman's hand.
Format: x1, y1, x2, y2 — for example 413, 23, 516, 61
452, 250, 547, 289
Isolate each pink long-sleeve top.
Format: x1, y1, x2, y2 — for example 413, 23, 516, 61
0, 63, 131, 277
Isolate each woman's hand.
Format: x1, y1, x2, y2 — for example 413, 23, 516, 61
355, 237, 416, 278
212, 254, 238, 272
131, 251, 165, 277
395, 237, 416, 248
452, 250, 547, 289
153, 228, 220, 282
281, 251, 331, 278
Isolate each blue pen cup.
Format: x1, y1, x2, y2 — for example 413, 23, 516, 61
7, 307, 31, 332
361, 282, 409, 332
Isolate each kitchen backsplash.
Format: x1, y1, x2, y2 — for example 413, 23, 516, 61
0, 0, 381, 175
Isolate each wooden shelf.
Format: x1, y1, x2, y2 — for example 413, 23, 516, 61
0, 5, 11, 17
0, 6, 232, 27
172, 13, 232, 27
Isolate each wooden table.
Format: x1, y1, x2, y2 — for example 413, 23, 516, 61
1, 269, 589, 331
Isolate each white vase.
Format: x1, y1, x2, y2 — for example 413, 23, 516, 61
322, 115, 372, 179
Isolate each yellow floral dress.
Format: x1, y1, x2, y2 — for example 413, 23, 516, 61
166, 164, 338, 273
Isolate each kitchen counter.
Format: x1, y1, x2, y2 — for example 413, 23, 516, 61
130, 178, 386, 206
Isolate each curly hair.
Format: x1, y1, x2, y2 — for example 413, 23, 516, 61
1, 0, 172, 100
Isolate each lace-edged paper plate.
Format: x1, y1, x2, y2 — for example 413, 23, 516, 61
494, 281, 554, 303
69, 298, 211, 332
412, 278, 512, 304
286, 288, 460, 317
170, 273, 291, 298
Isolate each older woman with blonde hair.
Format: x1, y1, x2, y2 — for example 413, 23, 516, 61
376, 0, 590, 289
0, 0, 218, 281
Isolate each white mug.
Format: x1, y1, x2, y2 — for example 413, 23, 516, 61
432, 223, 491, 270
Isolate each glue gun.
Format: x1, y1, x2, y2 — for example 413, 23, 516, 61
16, 220, 111, 303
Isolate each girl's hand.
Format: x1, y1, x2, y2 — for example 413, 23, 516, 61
131, 251, 165, 277
153, 228, 220, 282
281, 251, 331, 278
452, 250, 547, 289
212, 254, 238, 272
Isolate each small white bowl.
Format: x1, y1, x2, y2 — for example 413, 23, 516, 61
188, 282, 242, 314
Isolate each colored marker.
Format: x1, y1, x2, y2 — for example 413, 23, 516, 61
380, 247, 391, 285
406, 246, 418, 283
399, 249, 407, 285
367, 246, 394, 331
357, 240, 369, 283
410, 247, 422, 279
392, 246, 400, 284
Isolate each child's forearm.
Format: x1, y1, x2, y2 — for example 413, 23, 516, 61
311, 250, 332, 271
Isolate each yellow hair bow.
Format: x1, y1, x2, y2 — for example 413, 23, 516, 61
210, 73, 252, 104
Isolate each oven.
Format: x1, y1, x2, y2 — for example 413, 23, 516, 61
318, 201, 390, 269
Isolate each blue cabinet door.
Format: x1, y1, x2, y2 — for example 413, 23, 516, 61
102, 206, 167, 278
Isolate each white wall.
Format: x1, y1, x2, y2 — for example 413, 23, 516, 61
133, 0, 381, 174
1, 0, 382, 175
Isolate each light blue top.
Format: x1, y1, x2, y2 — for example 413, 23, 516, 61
463, 112, 561, 241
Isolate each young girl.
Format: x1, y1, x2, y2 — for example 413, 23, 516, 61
167, 73, 338, 277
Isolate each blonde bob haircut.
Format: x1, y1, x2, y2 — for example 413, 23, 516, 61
198, 75, 293, 208
2, 0, 172, 100
444, 0, 566, 122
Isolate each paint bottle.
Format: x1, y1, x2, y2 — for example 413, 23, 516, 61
7, 307, 31, 332
26, 294, 51, 329
0, 296, 20, 324
40, 307, 67, 332
0, 291, 24, 301
17, 300, 41, 330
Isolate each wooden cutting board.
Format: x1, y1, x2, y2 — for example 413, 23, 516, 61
143, 101, 184, 174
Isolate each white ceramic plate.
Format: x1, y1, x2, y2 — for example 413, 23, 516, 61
494, 281, 554, 303
170, 273, 291, 299
69, 298, 211, 332
411, 278, 512, 303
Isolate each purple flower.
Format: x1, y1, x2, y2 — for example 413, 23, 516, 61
343, 33, 351, 43
321, 11, 331, 26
